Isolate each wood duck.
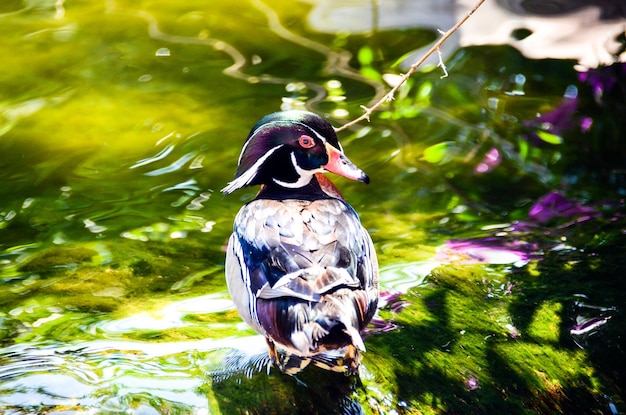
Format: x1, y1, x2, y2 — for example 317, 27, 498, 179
222, 110, 379, 373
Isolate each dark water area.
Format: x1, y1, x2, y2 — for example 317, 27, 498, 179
0, 1, 625, 414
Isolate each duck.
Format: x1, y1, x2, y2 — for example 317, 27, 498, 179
222, 110, 379, 373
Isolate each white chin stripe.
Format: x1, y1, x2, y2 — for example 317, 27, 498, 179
272, 152, 321, 188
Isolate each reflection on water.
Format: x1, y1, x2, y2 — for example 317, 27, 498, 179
1, 340, 214, 412
379, 261, 436, 293
0, 0, 624, 414
570, 295, 617, 349
93, 294, 233, 333
308, 0, 626, 68
0, 291, 264, 412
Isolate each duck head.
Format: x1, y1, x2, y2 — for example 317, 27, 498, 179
221, 110, 369, 195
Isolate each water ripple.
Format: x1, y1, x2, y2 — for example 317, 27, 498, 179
0, 329, 265, 411
105, 0, 248, 81
143, 152, 197, 176
94, 294, 234, 334
251, 0, 386, 111
379, 260, 438, 293
130, 142, 176, 169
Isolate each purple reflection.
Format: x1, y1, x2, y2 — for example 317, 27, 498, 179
435, 237, 536, 266
521, 63, 626, 148
528, 192, 599, 224
435, 191, 612, 266
465, 376, 479, 391
363, 317, 400, 336
474, 147, 502, 174
522, 98, 577, 146
578, 63, 626, 100
379, 290, 410, 313
580, 117, 593, 133
364, 290, 409, 336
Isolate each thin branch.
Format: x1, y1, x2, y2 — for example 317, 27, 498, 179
436, 47, 448, 79
335, 0, 485, 133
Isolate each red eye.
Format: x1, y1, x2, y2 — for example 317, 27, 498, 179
298, 135, 315, 149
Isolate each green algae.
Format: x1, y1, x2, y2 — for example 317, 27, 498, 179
17, 246, 99, 273
364, 261, 618, 414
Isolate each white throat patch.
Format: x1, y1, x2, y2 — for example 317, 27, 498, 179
272, 152, 322, 188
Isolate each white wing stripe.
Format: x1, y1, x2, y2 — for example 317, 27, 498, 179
232, 235, 260, 327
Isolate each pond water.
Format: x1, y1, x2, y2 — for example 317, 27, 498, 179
1, 1, 625, 414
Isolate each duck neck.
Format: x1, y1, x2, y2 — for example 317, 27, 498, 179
255, 176, 333, 201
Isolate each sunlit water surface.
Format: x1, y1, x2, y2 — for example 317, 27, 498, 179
1, 1, 625, 414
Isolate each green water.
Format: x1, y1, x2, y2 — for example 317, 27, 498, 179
1, 1, 625, 414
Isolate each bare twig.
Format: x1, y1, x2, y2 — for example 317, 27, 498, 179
436, 47, 448, 79
335, 0, 485, 132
